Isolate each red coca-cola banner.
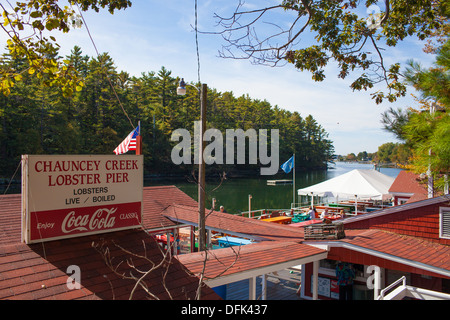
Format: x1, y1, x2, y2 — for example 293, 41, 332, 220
29, 202, 142, 242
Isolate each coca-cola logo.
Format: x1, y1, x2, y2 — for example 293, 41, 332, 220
62, 207, 117, 233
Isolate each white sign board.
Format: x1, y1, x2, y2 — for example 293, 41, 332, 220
22, 155, 143, 243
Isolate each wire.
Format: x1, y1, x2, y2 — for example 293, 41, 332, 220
75, 4, 135, 130
194, 0, 201, 85
1, 160, 20, 196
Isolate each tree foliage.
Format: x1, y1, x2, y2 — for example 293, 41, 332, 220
381, 36, 449, 192
376, 142, 409, 164
208, 0, 448, 103
0, 0, 131, 96
0, 46, 334, 178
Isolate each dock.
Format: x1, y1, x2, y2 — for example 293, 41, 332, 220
267, 179, 293, 186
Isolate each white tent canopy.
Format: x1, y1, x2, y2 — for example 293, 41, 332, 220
298, 169, 395, 201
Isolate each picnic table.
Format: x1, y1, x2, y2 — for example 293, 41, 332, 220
291, 212, 310, 223
261, 216, 292, 224
323, 215, 343, 221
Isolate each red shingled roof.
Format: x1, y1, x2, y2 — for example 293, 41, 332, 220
2, 184, 449, 299
405, 192, 428, 204
164, 198, 450, 278
141, 185, 198, 230
345, 229, 450, 272
0, 229, 219, 300
0, 186, 220, 300
343, 195, 450, 245
389, 170, 428, 203
162, 204, 306, 241
0, 194, 22, 245
178, 241, 327, 283
313, 228, 450, 278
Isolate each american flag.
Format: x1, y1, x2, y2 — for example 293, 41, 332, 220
114, 125, 139, 155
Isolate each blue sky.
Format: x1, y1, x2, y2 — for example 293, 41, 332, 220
6, 0, 437, 155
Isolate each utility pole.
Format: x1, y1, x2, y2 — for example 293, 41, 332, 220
177, 79, 207, 251
198, 83, 207, 251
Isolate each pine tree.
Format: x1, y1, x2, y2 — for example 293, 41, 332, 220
402, 38, 450, 192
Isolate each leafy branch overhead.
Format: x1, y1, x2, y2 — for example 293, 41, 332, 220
208, 0, 448, 103
0, 0, 131, 96
381, 38, 449, 191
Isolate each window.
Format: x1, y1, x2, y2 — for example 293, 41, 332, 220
439, 207, 450, 239
319, 260, 365, 278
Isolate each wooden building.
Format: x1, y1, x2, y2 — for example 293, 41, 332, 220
0, 186, 220, 300
389, 170, 428, 206
1, 184, 449, 300
300, 195, 450, 300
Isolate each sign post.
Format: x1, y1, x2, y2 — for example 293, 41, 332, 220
21, 155, 143, 244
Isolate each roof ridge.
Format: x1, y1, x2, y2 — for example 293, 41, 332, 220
143, 185, 177, 190
168, 203, 199, 209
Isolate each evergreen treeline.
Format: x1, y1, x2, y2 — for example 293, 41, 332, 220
0, 46, 334, 178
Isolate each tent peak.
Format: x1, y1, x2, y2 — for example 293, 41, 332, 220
298, 169, 395, 200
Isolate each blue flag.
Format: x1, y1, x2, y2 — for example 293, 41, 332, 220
280, 155, 294, 173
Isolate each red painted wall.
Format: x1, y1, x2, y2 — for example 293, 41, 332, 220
327, 247, 446, 278
303, 248, 446, 299
344, 202, 450, 245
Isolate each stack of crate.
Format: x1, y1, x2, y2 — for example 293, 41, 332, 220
304, 222, 345, 240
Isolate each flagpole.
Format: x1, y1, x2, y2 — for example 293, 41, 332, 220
136, 120, 142, 155
293, 154, 295, 208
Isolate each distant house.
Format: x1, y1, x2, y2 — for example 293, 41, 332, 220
389, 170, 428, 205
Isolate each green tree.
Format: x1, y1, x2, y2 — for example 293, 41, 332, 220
0, 0, 131, 96
377, 142, 396, 163
154, 67, 179, 134
0, 51, 335, 177
381, 107, 412, 141
357, 151, 368, 161
405, 39, 450, 107
382, 37, 449, 191
300, 115, 334, 167
346, 153, 356, 161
